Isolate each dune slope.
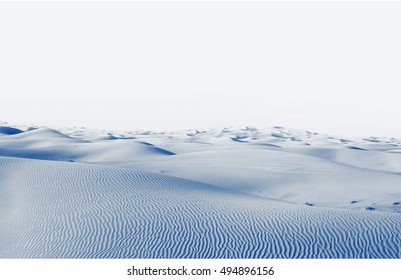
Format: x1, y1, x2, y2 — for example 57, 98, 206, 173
0, 156, 400, 258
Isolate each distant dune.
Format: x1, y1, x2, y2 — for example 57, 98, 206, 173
0, 126, 23, 135
0, 123, 400, 258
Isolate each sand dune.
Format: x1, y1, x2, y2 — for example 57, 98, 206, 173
0, 126, 23, 135
0, 123, 400, 258
1, 156, 400, 258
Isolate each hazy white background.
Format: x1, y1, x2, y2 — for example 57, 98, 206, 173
1, 1, 400, 137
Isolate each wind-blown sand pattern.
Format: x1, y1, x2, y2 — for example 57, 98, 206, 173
0, 123, 400, 258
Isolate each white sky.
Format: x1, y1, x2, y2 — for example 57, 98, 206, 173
0, 1, 400, 137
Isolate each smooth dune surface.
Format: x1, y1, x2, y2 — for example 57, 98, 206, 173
0, 122, 400, 258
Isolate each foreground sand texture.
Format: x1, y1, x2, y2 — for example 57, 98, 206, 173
0, 123, 400, 258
